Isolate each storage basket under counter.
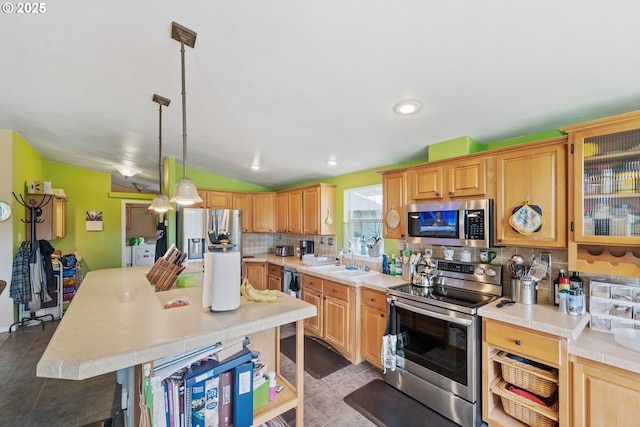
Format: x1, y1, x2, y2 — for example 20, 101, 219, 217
589, 279, 640, 332
490, 351, 559, 427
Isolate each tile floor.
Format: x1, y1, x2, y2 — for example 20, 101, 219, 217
278, 323, 381, 427
0, 320, 381, 427
0, 320, 121, 427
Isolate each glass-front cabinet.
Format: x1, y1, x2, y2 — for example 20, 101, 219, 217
561, 110, 640, 276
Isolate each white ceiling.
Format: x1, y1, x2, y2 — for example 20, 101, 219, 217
3, 1, 640, 191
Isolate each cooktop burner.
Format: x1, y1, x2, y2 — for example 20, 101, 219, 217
387, 258, 503, 315
388, 283, 498, 309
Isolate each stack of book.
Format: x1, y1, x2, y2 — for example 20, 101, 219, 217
152, 337, 256, 427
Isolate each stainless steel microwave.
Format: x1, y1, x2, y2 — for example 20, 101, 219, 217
406, 199, 494, 248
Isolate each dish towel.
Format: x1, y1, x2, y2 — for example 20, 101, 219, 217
382, 302, 397, 373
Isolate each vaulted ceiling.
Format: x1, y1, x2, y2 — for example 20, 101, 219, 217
2, 1, 640, 191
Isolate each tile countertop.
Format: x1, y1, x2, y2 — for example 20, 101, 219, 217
36, 266, 316, 381
243, 253, 407, 292
479, 299, 640, 375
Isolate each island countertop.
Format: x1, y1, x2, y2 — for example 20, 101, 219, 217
36, 266, 316, 381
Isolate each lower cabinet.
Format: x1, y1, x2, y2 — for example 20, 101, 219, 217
301, 274, 356, 361
482, 319, 568, 427
267, 263, 282, 291
244, 262, 267, 291
571, 356, 640, 427
360, 288, 386, 368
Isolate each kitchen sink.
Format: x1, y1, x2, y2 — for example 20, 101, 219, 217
332, 269, 379, 278
309, 264, 345, 273
309, 264, 379, 279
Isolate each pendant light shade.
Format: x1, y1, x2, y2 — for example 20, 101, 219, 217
169, 22, 202, 206
149, 194, 173, 212
171, 177, 201, 206
149, 94, 174, 212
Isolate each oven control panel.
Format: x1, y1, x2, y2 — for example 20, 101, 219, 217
437, 261, 475, 275
435, 259, 502, 285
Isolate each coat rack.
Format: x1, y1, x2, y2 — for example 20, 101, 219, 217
9, 192, 55, 332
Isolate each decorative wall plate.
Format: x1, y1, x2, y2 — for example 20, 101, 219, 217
386, 208, 400, 229
0, 201, 11, 222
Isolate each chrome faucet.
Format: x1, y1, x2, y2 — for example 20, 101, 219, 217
346, 240, 355, 267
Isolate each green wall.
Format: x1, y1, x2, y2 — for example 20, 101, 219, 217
12, 133, 44, 250
44, 162, 123, 271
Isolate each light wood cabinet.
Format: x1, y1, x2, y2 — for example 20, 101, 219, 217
26, 194, 66, 241
244, 262, 267, 291
482, 318, 568, 427
381, 171, 407, 240
275, 189, 303, 234
571, 356, 640, 427
275, 192, 288, 233
287, 189, 303, 234
253, 192, 275, 233
267, 263, 282, 291
409, 157, 487, 201
302, 184, 336, 235
495, 137, 567, 248
360, 288, 386, 368
232, 192, 253, 232
560, 110, 640, 277
206, 190, 232, 209
301, 275, 324, 337
301, 274, 356, 360
323, 280, 353, 358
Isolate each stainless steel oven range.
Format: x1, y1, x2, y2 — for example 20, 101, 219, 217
386, 259, 502, 427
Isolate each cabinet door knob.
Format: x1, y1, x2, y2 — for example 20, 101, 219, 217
380, 313, 385, 318
448, 191, 454, 196
515, 339, 522, 346
435, 192, 440, 197
370, 298, 375, 302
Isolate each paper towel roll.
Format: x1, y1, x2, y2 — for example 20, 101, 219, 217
202, 251, 241, 312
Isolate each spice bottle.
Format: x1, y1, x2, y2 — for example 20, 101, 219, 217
553, 269, 566, 305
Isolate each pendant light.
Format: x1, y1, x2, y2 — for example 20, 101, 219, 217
169, 22, 202, 206
149, 94, 173, 212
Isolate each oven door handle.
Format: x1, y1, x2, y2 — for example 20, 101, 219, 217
392, 300, 473, 326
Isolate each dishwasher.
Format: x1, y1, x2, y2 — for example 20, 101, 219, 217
282, 267, 300, 298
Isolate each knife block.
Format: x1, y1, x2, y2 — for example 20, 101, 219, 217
146, 258, 182, 291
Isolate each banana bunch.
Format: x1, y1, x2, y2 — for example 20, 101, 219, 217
241, 277, 278, 302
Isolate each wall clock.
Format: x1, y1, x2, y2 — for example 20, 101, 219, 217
0, 201, 11, 222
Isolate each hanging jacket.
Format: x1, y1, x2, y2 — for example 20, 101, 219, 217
10, 241, 32, 304
39, 240, 56, 294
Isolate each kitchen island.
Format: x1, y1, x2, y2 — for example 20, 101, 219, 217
36, 266, 316, 426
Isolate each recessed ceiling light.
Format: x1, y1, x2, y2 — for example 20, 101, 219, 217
249, 164, 262, 170
394, 99, 422, 115
326, 160, 337, 166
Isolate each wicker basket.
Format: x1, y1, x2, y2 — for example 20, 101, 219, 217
146, 258, 182, 292
493, 379, 558, 427
493, 351, 558, 398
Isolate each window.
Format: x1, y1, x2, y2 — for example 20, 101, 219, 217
343, 184, 383, 256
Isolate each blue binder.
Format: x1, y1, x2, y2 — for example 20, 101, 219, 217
184, 347, 252, 388
232, 362, 254, 427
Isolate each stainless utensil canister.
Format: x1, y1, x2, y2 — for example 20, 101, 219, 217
511, 279, 537, 304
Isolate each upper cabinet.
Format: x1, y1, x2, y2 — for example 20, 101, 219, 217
206, 191, 232, 209
381, 171, 407, 240
302, 184, 336, 235
252, 192, 275, 233
275, 192, 288, 233
408, 157, 487, 202
26, 194, 66, 241
232, 193, 253, 232
495, 137, 567, 248
275, 189, 303, 234
561, 110, 640, 276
